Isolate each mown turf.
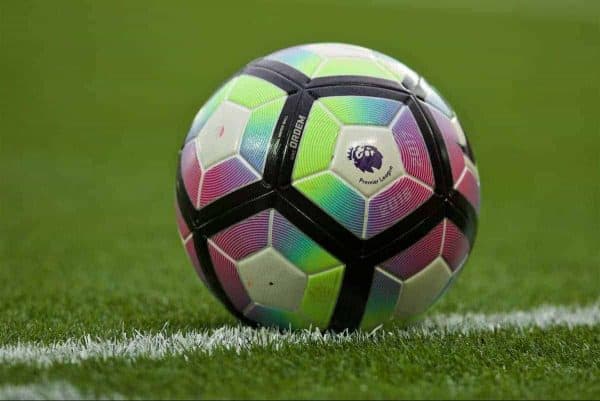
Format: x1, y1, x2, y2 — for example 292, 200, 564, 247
1, 327, 598, 399
1, 0, 599, 399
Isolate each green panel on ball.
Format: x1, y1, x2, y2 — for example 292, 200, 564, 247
240, 97, 286, 173
227, 75, 286, 109
293, 172, 365, 238
314, 58, 396, 81
291, 101, 340, 181
299, 266, 345, 329
320, 95, 401, 126
272, 214, 342, 275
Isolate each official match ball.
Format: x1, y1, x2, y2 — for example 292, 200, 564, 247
175, 43, 480, 331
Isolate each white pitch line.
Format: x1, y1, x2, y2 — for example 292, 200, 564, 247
0, 381, 123, 400
0, 302, 598, 368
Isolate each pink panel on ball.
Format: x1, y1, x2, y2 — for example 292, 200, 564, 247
175, 201, 191, 239
391, 107, 435, 187
456, 168, 480, 213
199, 157, 259, 207
184, 235, 207, 284
381, 222, 444, 280
208, 242, 251, 312
211, 210, 270, 261
442, 220, 470, 271
180, 140, 203, 208
366, 177, 433, 238
426, 104, 465, 184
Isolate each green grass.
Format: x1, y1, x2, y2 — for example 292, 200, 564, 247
1, 327, 599, 399
1, 0, 599, 399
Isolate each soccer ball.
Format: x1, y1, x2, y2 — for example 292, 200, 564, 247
175, 43, 480, 331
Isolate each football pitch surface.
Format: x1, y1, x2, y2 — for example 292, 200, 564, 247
1, 0, 599, 399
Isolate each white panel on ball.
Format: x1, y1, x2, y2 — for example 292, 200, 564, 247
236, 247, 307, 312
331, 125, 404, 197
196, 101, 250, 169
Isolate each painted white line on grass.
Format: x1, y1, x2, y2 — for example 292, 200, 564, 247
0, 302, 598, 367
0, 381, 122, 400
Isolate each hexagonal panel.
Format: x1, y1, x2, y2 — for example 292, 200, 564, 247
237, 247, 307, 312
188, 74, 287, 187
290, 95, 439, 239
366, 177, 433, 238
293, 172, 365, 238
394, 257, 452, 319
331, 125, 404, 197
391, 106, 435, 187
196, 101, 250, 169
291, 101, 340, 181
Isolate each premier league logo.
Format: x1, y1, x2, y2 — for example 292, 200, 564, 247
347, 145, 383, 173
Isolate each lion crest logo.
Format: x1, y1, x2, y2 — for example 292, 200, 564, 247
347, 145, 383, 173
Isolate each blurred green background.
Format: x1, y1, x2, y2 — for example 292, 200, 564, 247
1, 0, 599, 398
